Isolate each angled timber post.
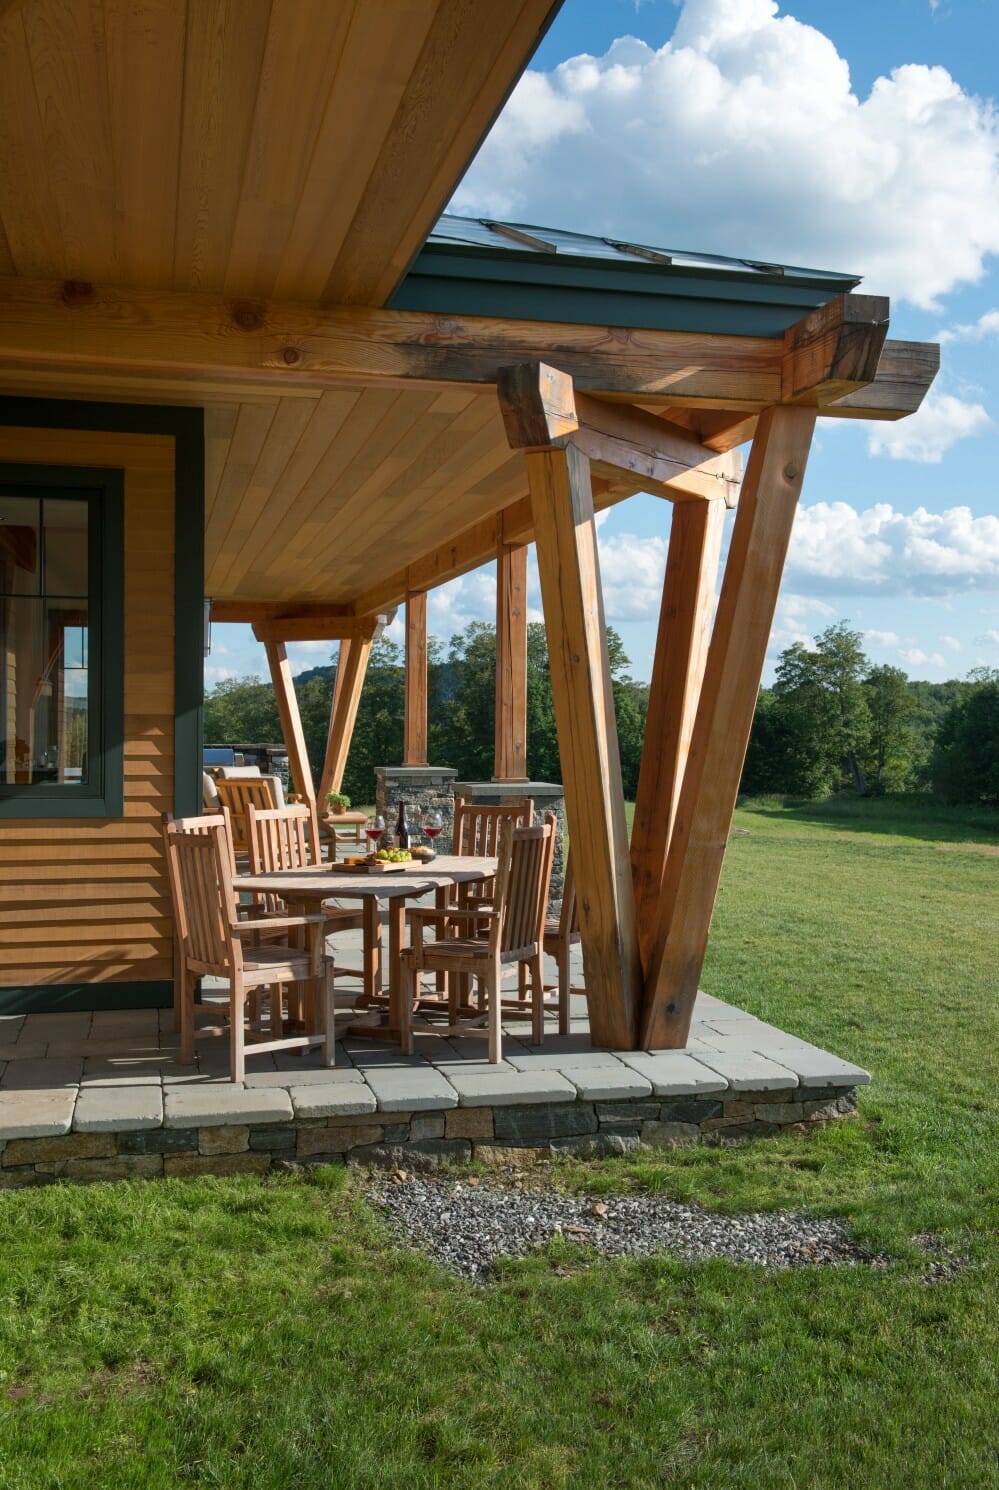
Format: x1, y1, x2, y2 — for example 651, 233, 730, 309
494, 529, 529, 781
499, 363, 643, 1048
641, 405, 818, 1048
403, 591, 428, 768
630, 497, 727, 973
319, 635, 373, 802
262, 640, 316, 813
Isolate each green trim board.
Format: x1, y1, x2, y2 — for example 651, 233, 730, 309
0, 398, 205, 819
0, 463, 124, 819
391, 215, 860, 337
0, 980, 171, 1013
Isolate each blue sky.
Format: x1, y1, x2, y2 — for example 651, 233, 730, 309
210, 0, 999, 689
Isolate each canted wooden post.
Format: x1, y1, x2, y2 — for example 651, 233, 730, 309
523, 441, 643, 1049
641, 406, 817, 1048
494, 538, 528, 781
263, 640, 316, 811
319, 636, 372, 801
631, 498, 726, 972
404, 591, 428, 768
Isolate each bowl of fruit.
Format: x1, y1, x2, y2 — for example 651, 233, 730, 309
374, 848, 412, 864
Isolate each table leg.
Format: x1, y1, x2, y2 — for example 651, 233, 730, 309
388, 899, 406, 1032
357, 896, 382, 1005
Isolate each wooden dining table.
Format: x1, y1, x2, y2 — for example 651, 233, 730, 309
233, 855, 498, 1038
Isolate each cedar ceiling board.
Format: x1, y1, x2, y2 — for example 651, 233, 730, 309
325, 0, 561, 306
0, 0, 559, 305
214, 387, 366, 595
203, 398, 280, 565
207, 395, 316, 580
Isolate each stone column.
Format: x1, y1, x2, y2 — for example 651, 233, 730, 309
375, 765, 458, 845
452, 779, 567, 909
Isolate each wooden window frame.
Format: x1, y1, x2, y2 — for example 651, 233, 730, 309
0, 463, 124, 819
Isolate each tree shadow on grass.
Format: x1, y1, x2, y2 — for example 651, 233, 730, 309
736, 795, 999, 846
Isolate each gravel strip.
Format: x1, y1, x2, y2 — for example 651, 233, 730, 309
369, 1176, 891, 1280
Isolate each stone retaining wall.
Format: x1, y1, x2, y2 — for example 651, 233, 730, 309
0, 1086, 859, 1185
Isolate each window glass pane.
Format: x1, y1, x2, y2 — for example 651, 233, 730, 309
43, 499, 89, 596
0, 495, 41, 596
0, 595, 90, 785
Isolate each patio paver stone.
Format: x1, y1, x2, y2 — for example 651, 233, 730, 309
758, 1047, 871, 1087
616, 1051, 729, 1096
163, 1087, 294, 1128
0, 1090, 76, 1140
363, 1068, 459, 1112
289, 1084, 379, 1119
692, 1052, 799, 1091
445, 1068, 577, 1107
74, 1086, 164, 1133
567, 1066, 655, 1100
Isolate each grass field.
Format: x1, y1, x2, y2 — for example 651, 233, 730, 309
1, 798, 996, 1489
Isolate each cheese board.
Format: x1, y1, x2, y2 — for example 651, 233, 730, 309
337, 856, 434, 875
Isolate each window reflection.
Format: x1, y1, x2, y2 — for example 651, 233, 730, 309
0, 494, 90, 786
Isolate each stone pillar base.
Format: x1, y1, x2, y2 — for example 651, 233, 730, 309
375, 766, 458, 847
453, 779, 567, 908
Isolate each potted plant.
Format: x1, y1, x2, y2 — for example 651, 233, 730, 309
325, 791, 351, 814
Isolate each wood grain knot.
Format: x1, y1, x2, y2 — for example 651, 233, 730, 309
281, 347, 302, 366
61, 281, 95, 306
230, 301, 265, 331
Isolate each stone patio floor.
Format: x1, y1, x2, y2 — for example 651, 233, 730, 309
0, 934, 869, 1143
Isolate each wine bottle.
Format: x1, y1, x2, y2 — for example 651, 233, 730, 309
396, 800, 410, 850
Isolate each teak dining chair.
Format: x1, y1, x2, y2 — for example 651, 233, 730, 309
246, 802, 365, 994
399, 814, 556, 1064
539, 849, 580, 1035
163, 814, 335, 1081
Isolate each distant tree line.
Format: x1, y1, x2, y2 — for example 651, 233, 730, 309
204, 618, 999, 807
743, 622, 998, 803
204, 621, 650, 805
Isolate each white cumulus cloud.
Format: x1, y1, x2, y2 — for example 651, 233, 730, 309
786, 501, 999, 595
938, 308, 999, 343
866, 390, 991, 462
455, 0, 999, 308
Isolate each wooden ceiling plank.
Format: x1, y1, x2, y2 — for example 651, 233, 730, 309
173, 0, 273, 292
104, 0, 186, 288
325, 0, 560, 305
223, 0, 355, 298
218, 386, 365, 596
207, 394, 317, 595
0, 5, 63, 276
20, 0, 118, 282
203, 402, 240, 523
203, 397, 279, 579
272, 0, 440, 301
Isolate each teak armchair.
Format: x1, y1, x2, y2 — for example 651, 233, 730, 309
399, 814, 555, 1063
214, 775, 280, 856
164, 814, 335, 1081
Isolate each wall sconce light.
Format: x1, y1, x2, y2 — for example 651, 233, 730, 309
204, 598, 213, 657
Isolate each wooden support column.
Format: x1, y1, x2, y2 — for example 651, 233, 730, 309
263, 641, 316, 811
524, 440, 643, 1049
319, 636, 372, 802
641, 406, 817, 1048
631, 498, 727, 973
404, 592, 428, 767
494, 538, 528, 781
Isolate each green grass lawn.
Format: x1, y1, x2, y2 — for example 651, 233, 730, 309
1, 798, 997, 1489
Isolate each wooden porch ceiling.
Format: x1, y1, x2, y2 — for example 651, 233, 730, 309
0, 0, 559, 305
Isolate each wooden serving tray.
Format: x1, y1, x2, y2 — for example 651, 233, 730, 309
337, 857, 434, 874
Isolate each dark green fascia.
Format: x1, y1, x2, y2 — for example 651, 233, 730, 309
391, 244, 860, 337
0, 980, 171, 1013
0, 397, 205, 820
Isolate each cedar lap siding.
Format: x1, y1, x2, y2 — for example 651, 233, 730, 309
0, 402, 203, 1012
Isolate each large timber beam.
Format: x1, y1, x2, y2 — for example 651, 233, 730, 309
264, 641, 316, 811
319, 637, 373, 802
404, 592, 428, 768
630, 498, 727, 974
0, 277, 930, 411
213, 601, 353, 624
251, 612, 391, 644
498, 363, 742, 503
641, 405, 818, 1048
504, 363, 644, 1047
494, 536, 529, 782
782, 293, 889, 404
